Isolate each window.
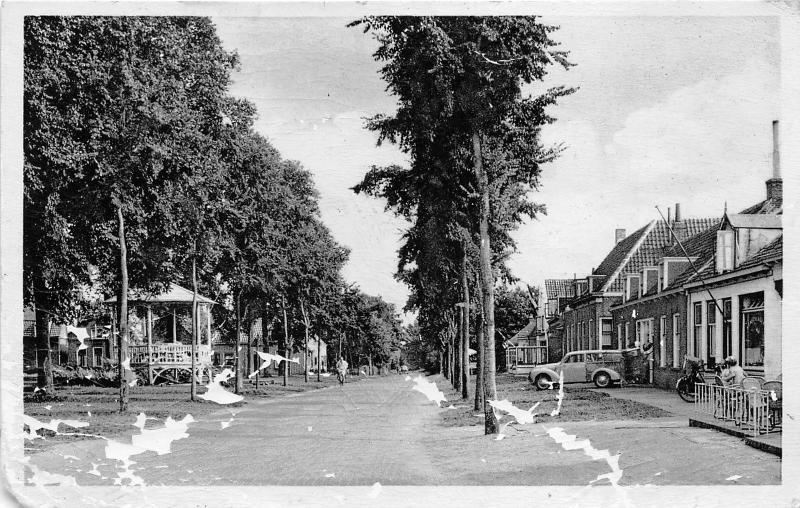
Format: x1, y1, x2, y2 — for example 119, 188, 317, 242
693, 302, 702, 357
706, 301, 717, 366
624, 322, 630, 348
626, 275, 640, 301
636, 318, 653, 348
617, 323, 623, 349
659, 316, 667, 367
722, 298, 732, 359
601, 319, 612, 347
566, 353, 585, 363
740, 292, 764, 367
672, 314, 680, 368
716, 230, 734, 272
589, 319, 594, 348
78, 349, 87, 367
93, 347, 103, 367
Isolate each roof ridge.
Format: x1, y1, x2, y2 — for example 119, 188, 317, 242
600, 220, 656, 292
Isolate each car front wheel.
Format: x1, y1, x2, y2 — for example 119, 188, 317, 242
535, 374, 553, 391
594, 372, 612, 388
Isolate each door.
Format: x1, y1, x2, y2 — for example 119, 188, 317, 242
559, 353, 586, 382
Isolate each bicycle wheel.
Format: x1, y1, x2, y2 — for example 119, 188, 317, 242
676, 378, 696, 402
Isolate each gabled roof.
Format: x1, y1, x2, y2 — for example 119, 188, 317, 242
738, 199, 782, 215
593, 223, 651, 278
600, 218, 717, 293
664, 220, 722, 259
506, 319, 537, 346
738, 235, 783, 269
724, 213, 782, 229
104, 283, 216, 305
544, 279, 575, 299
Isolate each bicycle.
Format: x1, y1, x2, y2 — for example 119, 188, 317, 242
676, 355, 706, 402
337, 368, 346, 386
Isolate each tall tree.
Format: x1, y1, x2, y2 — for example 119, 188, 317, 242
351, 16, 574, 433
24, 17, 241, 409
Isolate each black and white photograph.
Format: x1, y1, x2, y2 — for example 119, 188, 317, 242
1, 1, 798, 506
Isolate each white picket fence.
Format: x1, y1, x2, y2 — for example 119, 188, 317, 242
694, 382, 774, 436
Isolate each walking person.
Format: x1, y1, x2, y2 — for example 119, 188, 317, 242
336, 356, 348, 385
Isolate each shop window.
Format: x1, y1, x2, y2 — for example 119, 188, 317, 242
740, 292, 764, 367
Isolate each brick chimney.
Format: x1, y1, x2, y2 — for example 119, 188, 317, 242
766, 120, 782, 207
672, 202, 687, 245
615, 229, 626, 244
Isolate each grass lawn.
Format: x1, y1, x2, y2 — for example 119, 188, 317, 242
439, 373, 672, 427
23, 373, 345, 454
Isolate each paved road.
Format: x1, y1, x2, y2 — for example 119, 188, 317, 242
25, 373, 780, 487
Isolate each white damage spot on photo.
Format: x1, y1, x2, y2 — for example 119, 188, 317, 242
23, 415, 90, 440
410, 375, 447, 407
545, 426, 623, 487
198, 368, 244, 405
248, 351, 299, 378
550, 371, 565, 417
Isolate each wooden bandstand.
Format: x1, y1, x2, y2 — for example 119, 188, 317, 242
105, 284, 216, 385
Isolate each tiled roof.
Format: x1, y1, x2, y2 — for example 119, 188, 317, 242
593, 223, 650, 277
738, 235, 782, 269
544, 279, 575, 299
739, 199, 782, 215
508, 319, 537, 345
603, 218, 717, 293
664, 220, 721, 258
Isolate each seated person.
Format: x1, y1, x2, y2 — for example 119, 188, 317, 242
721, 356, 745, 387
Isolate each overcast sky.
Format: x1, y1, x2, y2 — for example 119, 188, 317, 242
212, 15, 780, 318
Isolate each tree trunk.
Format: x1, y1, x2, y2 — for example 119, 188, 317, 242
438, 347, 443, 376
117, 204, 130, 412
453, 311, 461, 391
34, 301, 54, 393
461, 251, 470, 400
474, 278, 485, 411
190, 252, 198, 401
317, 332, 322, 382
473, 131, 497, 434
300, 299, 309, 383
234, 291, 243, 394
282, 298, 289, 387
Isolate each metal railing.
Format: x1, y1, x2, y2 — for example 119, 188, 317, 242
695, 382, 774, 436
129, 344, 211, 366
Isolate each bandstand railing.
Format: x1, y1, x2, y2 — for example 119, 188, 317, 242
129, 344, 211, 366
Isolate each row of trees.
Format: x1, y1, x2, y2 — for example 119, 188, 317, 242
23, 16, 404, 410
350, 17, 574, 433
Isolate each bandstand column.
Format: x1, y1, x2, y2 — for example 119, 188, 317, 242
147, 306, 154, 385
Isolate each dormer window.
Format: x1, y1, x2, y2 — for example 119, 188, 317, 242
716, 230, 734, 273
625, 275, 640, 301
641, 268, 659, 296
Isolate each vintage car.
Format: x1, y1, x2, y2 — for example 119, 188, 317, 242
528, 349, 626, 389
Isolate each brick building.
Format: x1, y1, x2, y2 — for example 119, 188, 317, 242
560, 212, 716, 355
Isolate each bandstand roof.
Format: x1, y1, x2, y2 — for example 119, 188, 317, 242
104, 283, 217, 305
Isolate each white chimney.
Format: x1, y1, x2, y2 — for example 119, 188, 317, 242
615, 229, 626, 244
767, 120, 782, 206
